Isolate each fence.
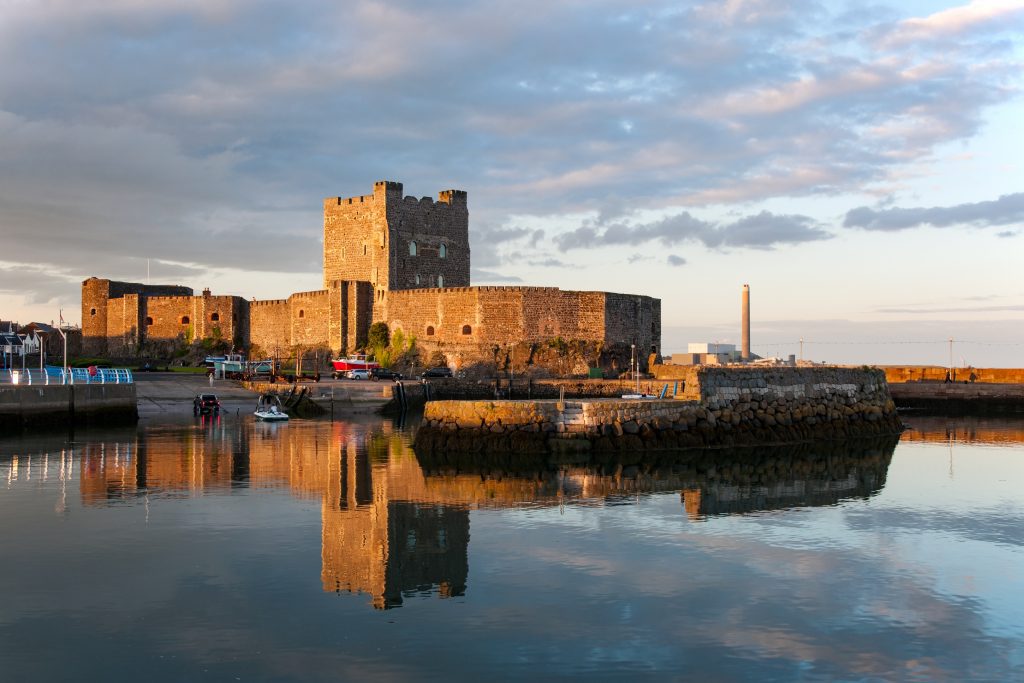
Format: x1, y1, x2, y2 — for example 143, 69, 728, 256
0, 365, 134, 386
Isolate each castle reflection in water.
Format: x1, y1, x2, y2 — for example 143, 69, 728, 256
7, 418, 901, 609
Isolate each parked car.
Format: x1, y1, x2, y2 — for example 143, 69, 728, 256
193, 393, 221, 415
370, 368, 402, 381
346, 369, 371, 380
422, 366, 453, 378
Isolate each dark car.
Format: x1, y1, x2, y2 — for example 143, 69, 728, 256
193, 393, 221, 415
422, 367, 453, 378
370, 368, 402, 381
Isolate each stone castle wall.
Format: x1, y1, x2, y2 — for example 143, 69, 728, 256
248, 299, 290, 356
382, 286, 660, 370
81, 180, 659, 365
82, 278, 193, 355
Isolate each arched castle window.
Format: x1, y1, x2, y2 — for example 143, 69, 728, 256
90, 308, 96, 316
298, 309, 304, 318
145, 317, 153, 326
461, 325, 472, 335
414, 274, 421, 286
409, 241, 417, 256
426, 326, 435, 336
211, 312, 220, 322
437, 274, 444, 288
439, 243, 447, 258
181, 316, 190, 325
362, 244, 367, 256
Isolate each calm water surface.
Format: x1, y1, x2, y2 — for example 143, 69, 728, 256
1, 413, 1022, 682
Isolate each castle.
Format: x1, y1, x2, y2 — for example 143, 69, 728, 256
82, 181, 661, 372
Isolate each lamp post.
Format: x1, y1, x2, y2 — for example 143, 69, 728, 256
631, 343, 638, 394
56, 324, 68, 383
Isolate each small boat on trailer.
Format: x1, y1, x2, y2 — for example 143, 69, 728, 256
254, 394, 290, 422
330, 354, 380, 378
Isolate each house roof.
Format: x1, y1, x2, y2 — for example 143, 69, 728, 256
0, 333, 24, 346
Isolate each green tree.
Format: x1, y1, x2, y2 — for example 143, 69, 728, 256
368, 322, 390, 350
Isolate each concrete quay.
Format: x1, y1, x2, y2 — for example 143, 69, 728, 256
0, 383, 138, 430
415, 366, 903, 455
888, 381, 1024, 414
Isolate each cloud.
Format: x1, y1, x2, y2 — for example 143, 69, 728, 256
0, 0, 1021, 323
471, 268, 523, 283
874, 305, 1024, 315
879, 0, 1024, 47
526, 258, 580, 269
667, 255, 686, 266
843, 193, 1024, 231
554, 210, 830, 252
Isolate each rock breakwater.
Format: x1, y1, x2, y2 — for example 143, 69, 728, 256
414, 366, 902, 454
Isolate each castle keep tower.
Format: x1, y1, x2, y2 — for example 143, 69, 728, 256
322, 181, 470, 299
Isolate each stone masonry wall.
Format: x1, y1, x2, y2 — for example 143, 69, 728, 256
249, 299, 290, 356
388, 191, 469, 291
323, 183, 391, 290
382, 286, 661, 371
82, 278, 192, 355
289, 289, 333, 349
323, 181, 470, 296
414, 366, 901, 454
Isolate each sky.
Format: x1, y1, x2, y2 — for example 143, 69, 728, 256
0, 0, 1022, 366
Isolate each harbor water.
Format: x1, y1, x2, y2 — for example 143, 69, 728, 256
0, 414, 1021, 681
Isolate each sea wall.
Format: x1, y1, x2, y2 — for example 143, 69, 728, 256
888, 381, 1024, 414
882, 366, 1024, 384
414, 366, 901, 454
0, 383, 138, 430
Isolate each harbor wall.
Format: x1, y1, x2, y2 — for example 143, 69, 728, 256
414, 366, 900, 454
888, 381, 1024, 414
0, 383, 138, 430
882, 366, 1024, 384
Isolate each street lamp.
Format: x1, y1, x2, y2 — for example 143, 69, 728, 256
631, 343, 638, 394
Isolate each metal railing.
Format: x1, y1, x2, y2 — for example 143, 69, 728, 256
1, 366, 134, 386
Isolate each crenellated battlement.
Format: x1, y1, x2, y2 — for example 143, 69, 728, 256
289, 289, 329, 299
438, 189, 467, 205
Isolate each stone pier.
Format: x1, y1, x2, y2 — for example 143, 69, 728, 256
414, 366, 902, 455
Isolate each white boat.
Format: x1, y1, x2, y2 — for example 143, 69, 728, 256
254, 394, 290, 422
